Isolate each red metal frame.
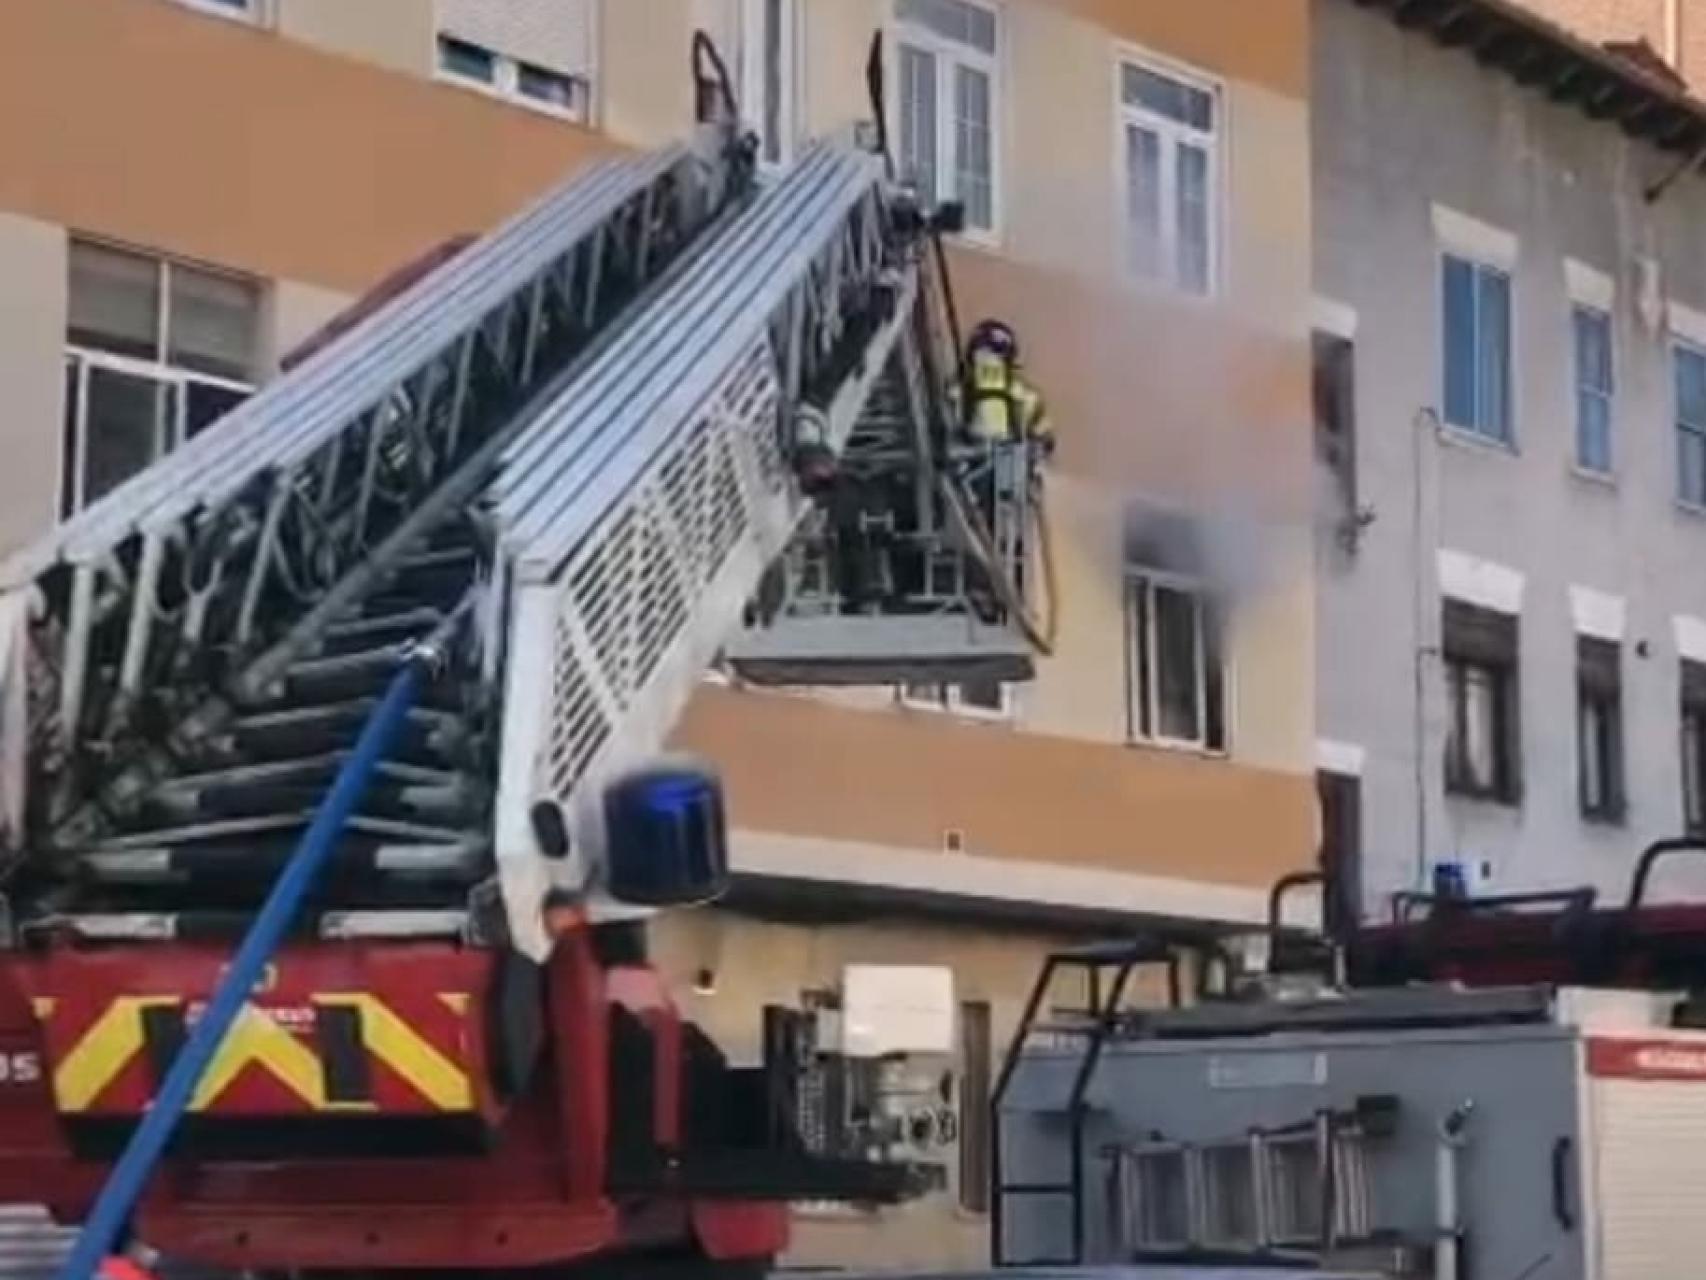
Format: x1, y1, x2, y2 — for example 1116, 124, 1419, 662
0, 928, 786, 1272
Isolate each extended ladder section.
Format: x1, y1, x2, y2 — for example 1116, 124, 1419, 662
0, 125, 1046, 956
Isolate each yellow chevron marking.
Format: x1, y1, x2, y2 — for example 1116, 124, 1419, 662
31, 998, 55, 1020
319, 995, 471, 1110
190, 1005, 325, 1111
52, 997, 174, 1112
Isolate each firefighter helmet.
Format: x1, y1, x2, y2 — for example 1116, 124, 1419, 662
967, 318, 1019, 363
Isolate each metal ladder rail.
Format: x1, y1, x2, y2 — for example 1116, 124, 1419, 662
4, 138, 745, 852
484, 140, 920, 959
989, 940, 1173, 1267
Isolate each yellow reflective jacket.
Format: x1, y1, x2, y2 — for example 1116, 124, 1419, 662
967, 351, 1053, 447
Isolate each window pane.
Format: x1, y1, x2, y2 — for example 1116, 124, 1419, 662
1154, 585, 1202, 741
1476, 266, 1512, 439
1122, 64, 1214, 132
898, 0, 995, 53
1680, 346, 1706, 425
60, 356, 81, 521
1686, 712, 1705, 829
1578, 391, 1611, 473
958, 678, 1005, 713
185, 380, 248, 439
518, 62, 579, 112
437, 34, 496, 82
1463, 664, 1498, 791
761, 0, 784, 163
68, 241, 160, 360
1442, 256, 1476, 430
1575, 307, 1612, 393
1177, 142, 1211, 295
1125, 125, 1163, 282
953, 64, 993, 229
898, 44, 939, 202
1129, 579, 1153, 739
1680, 426, 1706, 508
169, 264, 258, 381
81, 366, 173, 509
1580, 696, 1606, 811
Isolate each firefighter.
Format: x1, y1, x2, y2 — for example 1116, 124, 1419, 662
963, 319, 1054, 457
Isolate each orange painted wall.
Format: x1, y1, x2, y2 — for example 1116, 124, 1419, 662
0, 0, 619, 292
675, 686, 1318, 890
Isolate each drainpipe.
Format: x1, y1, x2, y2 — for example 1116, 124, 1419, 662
1665, 0, 1682, 72
1435, 1100, 1475, 1280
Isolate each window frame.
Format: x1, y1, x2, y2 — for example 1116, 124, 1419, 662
1440, 251, 1515, 446
170, 0, 266, 25
434, 32, 591, 124
1682, 660, 1706, 837
741, 0, 802, 170
61, 241, 258, 519
1674, 339, 1706, 510
1576, 635, 1625, 824
897, 679, 1015, 722
1572, 303, 1615, 476
1123, 568, 1227, 755
1440, 600, 1521, 807
889, 0, 1005, 243
1114, 45, 1224, 299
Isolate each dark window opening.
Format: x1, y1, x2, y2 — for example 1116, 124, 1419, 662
958, 999, 991, 1213
1312, 329, 1357, 518
1683, 660, 1706, 836
1577, 635, 1625, 823
1442, 599, 1521, 805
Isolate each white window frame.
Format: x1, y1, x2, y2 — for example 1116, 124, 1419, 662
169, 0, 266, 25
1572, 302, 1615, 476
1439, 251, 1516, 446
741, 0, 801, 169
61, 247, 257, 519
1675, 338, 1706, 510
889, 0, 1004, 243
1114, 46, 1224, 299
896, 680, 1015, 722
435, 33, 591, 124
1123, 568, 1224, 754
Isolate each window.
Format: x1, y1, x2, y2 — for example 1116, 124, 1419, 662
1125, 572, 1226, 751
1119, 56, 1220, 296
1676, 343, 1706, 507
1442, 254, 1513, 442
435, 33, 590, 121
62, 240, 259, 518
1577, 636, 1624, 822
1313, 330, 1357, 519
171, 0, 262, 23
1441, 600, 1520, 804
958, 1000, 991, 1213
900, 678, 1012, 719
894, 0, 999, 234
1317, 771, 1362, 937
1574, 306, 1614, 474
742, 0, 799, 167
1683, 660, 1706, 836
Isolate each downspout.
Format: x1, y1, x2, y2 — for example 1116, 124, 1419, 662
1665, 0, 1682, 73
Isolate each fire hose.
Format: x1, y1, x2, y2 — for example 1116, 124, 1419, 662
937, 461, 1059, 657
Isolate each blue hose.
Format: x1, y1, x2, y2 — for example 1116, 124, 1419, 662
57, 656, 429, 1280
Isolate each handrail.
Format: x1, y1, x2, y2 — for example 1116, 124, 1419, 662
1626, 837, 1706, 910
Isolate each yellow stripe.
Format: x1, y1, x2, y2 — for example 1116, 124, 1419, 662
190, 1005, 325, 1111
320, 995, 471, 1110
52, 997, 174, 1112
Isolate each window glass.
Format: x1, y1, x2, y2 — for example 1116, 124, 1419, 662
169, 264, 259, 381
68, 242, 160, 361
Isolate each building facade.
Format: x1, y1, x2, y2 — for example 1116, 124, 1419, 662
1315, 0, 1706, 919
1518, 0, 1706, 90
0, 0, 1316, 1267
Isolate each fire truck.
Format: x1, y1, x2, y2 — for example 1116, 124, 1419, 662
0, 39, 1047, 1278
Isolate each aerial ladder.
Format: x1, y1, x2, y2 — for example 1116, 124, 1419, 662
0, 40, 1048, 1279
